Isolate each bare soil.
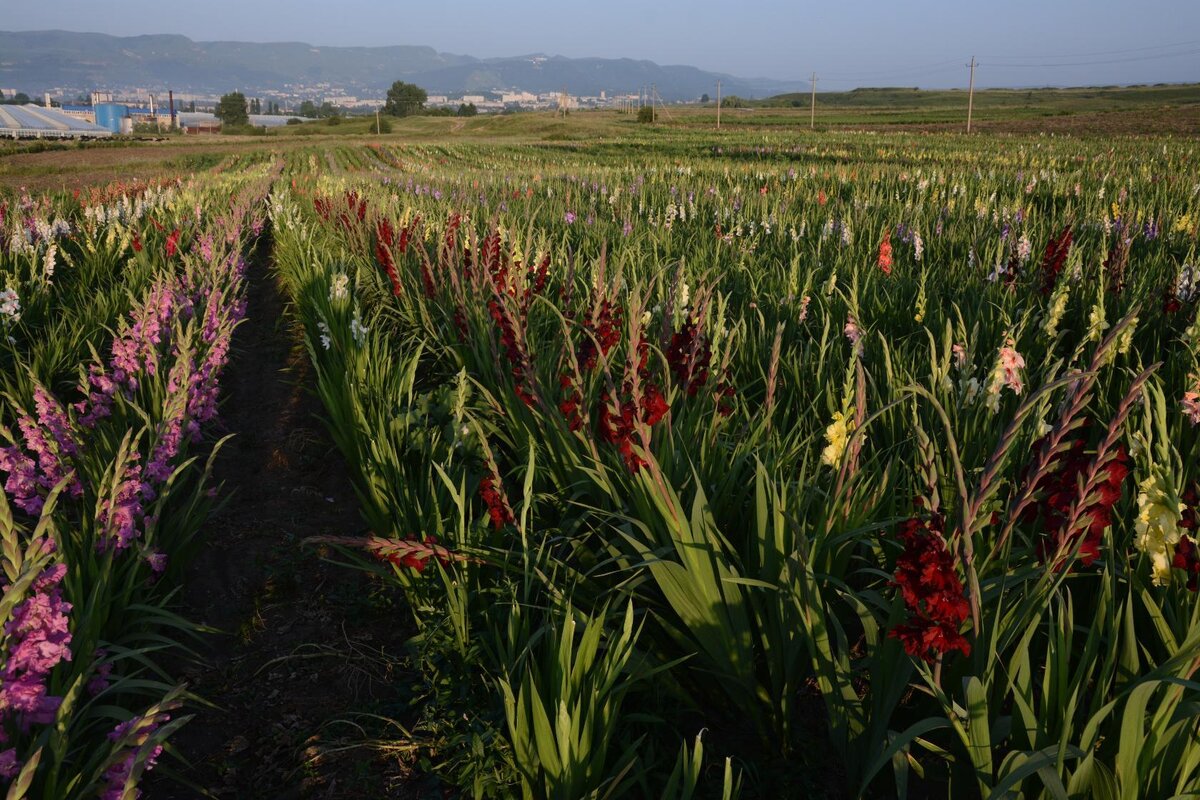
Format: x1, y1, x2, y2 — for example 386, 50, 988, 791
149, 231, 427, 799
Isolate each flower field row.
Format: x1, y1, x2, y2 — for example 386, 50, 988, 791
0, 163, 274, 798
272, 131, 1200, 798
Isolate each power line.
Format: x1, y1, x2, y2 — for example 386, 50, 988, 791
980, 38, 1200, 60
806, 41, 1199, 85
819, 58, 962, 79
975, 49, 1200, 68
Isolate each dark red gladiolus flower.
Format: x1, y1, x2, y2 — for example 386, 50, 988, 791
1172, 485, 1200, 591
419, 260, 436, 299
488, 298, 536, 408
443, 212, 462, 256
577, 301, 623, 371
667, 321, 712, 396
479, 231, 507, 293
377, 217, 395, 249
1039, 225, 1073, 296
713, 379, 736, 418
132, 233, 143, 253
598, 396, 648, 472
888, 515, 971, 663
313, 196, 331, 221
522, 253, 552, 312
1023, 429, 1129, 570
374, 222, 403, 298
453, 306, 469, 342
558, 373, 585, 432
641, 382, 669, 426
1174, 538, 1200, 591
165, 229, 181, 259
479, 475, 515, 530
398, 220, 413, 255
344, 190, 367, 222
594, 376, 670, 473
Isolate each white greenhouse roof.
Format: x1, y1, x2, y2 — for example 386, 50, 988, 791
0, 104, 112, 138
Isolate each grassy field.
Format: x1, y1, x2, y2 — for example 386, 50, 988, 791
1, 83, 1197, 195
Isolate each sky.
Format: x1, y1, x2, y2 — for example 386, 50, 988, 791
7, 0, 1200, 88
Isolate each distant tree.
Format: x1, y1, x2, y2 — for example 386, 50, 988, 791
456, 102, 477, 117
700, 93, 710, 104
384, 81, 427, 117
319, 101, 336, 118
187, 100, 196, 113
214, 91, 249, 126
298, 100, 318, 118
0, 90, 5, 101
637, 106, 655, 123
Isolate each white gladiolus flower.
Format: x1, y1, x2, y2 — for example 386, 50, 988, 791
350, 314, 368, 347
0, 287, 20, 324
330, 273, 350, 302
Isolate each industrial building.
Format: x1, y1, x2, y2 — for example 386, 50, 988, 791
0, 104, 111, 139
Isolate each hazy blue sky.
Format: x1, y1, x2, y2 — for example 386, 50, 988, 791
9, 0, 1200, 87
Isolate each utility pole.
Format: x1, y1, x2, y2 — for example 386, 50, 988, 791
375, 107, 381, 135
651, 83, 657, 122
716, 80, 721, 130
809, 72, 817, 130
966, 56, 976, 134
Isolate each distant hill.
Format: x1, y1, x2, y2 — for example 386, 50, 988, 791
0, 30, 806, 100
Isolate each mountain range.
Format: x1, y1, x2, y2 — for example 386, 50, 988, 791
0, 30, 806, 100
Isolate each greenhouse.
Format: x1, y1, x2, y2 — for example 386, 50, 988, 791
0, 103, 112, 139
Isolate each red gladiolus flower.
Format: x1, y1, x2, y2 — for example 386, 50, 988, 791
165, 229, 180, 259
888, 516, 971, 663
307, 534, 463, 574
132, 233, 143, 253
641, 382, 669, 426
596, 375, 669, 473
877, 234, 893, 276
818, 190, 827, 206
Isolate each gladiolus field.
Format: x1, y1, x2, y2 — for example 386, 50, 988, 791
3, 126, 1200, 798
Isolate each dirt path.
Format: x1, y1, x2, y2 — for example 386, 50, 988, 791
152, 229, 422, 799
